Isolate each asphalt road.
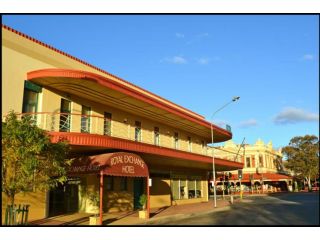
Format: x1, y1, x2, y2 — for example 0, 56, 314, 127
147, 192, 319, 225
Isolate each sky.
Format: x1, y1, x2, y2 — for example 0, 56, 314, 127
2, 15, 319, 149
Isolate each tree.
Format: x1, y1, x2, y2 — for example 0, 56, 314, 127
282, 135, 319, 191
2, 111, 71, 205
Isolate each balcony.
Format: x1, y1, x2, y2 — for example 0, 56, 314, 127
3, 112, 243, 169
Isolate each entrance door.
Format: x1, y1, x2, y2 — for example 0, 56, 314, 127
133, 178, 144, 210
49, 182, 79, 217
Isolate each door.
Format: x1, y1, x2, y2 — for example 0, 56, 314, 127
133, 178, 144, 210
49, 182, 79, 217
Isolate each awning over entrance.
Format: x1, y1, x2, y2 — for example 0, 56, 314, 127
69, 152, 150, 225
69, 152, 149, 177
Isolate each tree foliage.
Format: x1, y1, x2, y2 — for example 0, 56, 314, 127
282, 135, 319, 189
2, 111, 71, 205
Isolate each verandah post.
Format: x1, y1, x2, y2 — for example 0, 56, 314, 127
99, 171, 103, 225
147, 176, 150, 219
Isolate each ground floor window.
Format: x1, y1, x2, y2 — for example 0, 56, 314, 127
171, 175, 203, 200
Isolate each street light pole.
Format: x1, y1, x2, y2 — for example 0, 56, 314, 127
211, 96, 240, 208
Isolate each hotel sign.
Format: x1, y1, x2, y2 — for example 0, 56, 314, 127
68, 152, 149, 177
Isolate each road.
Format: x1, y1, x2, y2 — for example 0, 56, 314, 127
146, 192, 319, 225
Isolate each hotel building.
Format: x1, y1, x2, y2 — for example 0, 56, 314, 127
2, 25, 243, 222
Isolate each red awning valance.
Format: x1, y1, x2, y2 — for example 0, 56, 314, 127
228, 173, 292, 182
69, 152, 149, 177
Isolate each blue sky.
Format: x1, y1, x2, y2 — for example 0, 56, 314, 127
3, 15, 319, 149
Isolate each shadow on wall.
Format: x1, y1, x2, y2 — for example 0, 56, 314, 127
104, 192, 133, 212
150, 178, 171, 196
2, 191, 46, 223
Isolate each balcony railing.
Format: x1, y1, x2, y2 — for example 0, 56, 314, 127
3, 112, 242, 162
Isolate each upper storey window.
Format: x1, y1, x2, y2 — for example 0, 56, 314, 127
246, 157, 251, 168
154, 127, 160, 146
259, 155, 264, 167
59, 98, 71, 132
174, 132, 179, 149
201, 141, 207, 154
81, 105, 91, 133
104, 112, 112, 136
22, 81, 42, 114
135, 121, 141, 142
188, 136, 192, 152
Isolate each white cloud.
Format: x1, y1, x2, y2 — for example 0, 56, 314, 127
186, 32, 209, 45
198, 32, 209, 38
302, 54, 314, 60
162, 56, 187, 64
237, 119, 258, 128
274, 107, 319, 124
175, 33, 185, 38
197, 57, 210, 65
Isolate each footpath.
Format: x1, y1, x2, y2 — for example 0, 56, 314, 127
29, 191, 317, 225
31, 195, 248, 225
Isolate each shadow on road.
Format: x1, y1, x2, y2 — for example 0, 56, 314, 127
151, 192, 319, 226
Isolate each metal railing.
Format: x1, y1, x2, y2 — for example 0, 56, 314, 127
3, 112, 242, 162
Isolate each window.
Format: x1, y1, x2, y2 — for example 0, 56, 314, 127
188, 179, 195, 198
180, 179, 187, 199
59, 99, 71, 132
120, 177, 127, 191
104, 112, 112, 136
22, 89, 38, 113
187, 136, 192, 152
201, 141, 206, 154
174, 132, 179, 149
251, 155, 255, 167
196, 180, 202, 198
246, 157, 251, 167
105, 176, 114, 191
259, 155, 264, 167
154, 127, 160, 146
81, 105, 91, 133
135, 121, 141, 141
22, 81, 41, 121
171, 177, 202, 200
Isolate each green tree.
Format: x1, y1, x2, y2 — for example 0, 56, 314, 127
282, 135, 319, 191
2, 111, 71, 205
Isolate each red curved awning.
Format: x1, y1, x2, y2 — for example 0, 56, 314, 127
27, 68, 232, 143
69, 152, 149, 177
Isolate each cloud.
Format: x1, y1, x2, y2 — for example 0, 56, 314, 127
302, 54, 314, 60
197, 32, 209, 38
162, 56, 187, 64
197, 57, 210, 65
175, 33, 185, 38
186, 32, 209, 45
274, 107, 319, 124
237, 119, 258, 128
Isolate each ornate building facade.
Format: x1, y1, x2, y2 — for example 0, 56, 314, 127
215, 139, 292, 193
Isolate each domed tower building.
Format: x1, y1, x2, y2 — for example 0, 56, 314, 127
214, 139, 292, 194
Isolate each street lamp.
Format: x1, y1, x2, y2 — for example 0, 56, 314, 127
211, 96, 240, 208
